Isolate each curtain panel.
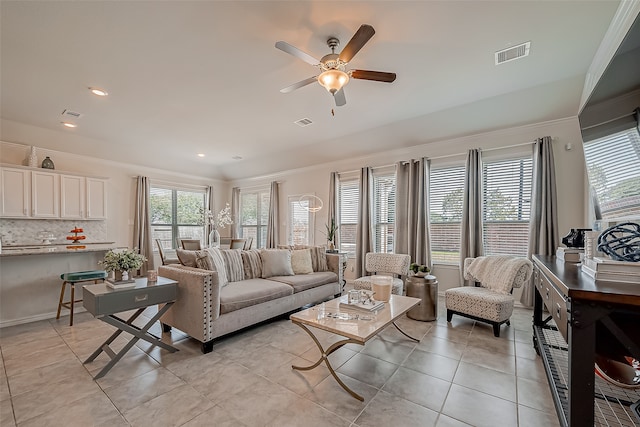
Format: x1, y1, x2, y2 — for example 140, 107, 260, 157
231, 187, 241, 239
328, 171, 338, 248
133, 176, 154, 275
356, 167, 373, 278
266, 181, 280, 248
395, 158, 432, 266
522, 136, 559, 306
460, 149, 484, 285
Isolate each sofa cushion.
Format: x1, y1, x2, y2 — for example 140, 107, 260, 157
291, 249, 313, 275
220, 249, 244, 282
268, 271, 338, 293
261, 249, 294, 278
194, 248, 228, 287
177, 249, 198, 268
219, 278, 294, 314
241, 249, 263, 279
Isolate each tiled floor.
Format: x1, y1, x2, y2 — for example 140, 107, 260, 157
0, 296, 560, 427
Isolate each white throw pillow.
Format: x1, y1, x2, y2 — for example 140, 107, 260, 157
205, 247, 229, 287
260, 249, 294, 278
291, 249, 313, 275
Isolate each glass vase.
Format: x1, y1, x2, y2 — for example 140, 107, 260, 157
209, 229, 220, 248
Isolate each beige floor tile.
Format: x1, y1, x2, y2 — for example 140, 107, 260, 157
516, 377, 556, 413
268, 326, 317, 356
304, 373, 378, 422
416, 336, 468, 360
184, 359, 265, 404
466, 332, 516, 356
518, 404, 561, 427
212, 329, 271, 359
452, 361, 517, 402
435, 414, 473, 426
515, 329, 533, 344
300, 343, 359, 369
267, 396, 352, 427
234, 343, 297, 376
64, 332, 134, 360
515, 340, 538, 360
428, 325, 471, 344
3, 342, 77, 376
382, 366, 451, 412
356, 390, 439, 427
0, 321, 57, 347
165, 351, 224, 381
391, 314, 434, 339
7, 357, 90, 396
0, 398, 15, 427
91, 352, 161, 389
0, 373, 10, 402
0, 334, 66, 360
181, 403, 249, 427
337, 352, 399, 389
102, 367, 186, 412
441, 384, 518, 427
123, 384, 214, 427
461, 346, 516, 375
402, 349, 460, 382
360, 335, 416, 365
516, 356, 548, 383
263, 354, 331, 396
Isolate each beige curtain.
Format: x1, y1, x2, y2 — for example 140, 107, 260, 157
460, 149, 483, 285
266, 181, 279, 248
522, 136, 558, 306
231, 187, 240, 238
395, 158, 431, 266
205, 186, 214, 246
328, 172, 338, 247
356, 167, 373, 277
133, 176, 154, 275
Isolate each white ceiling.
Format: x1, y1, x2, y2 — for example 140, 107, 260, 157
0, 1, 622, 181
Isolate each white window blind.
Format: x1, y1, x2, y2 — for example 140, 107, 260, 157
288, 195, 313, 245
150, 186, 206, 249
583, 126, 640, 219
338, 175, 359, 256
240, 189, 270, 248
482, 156, 532, 256
429, 166, 465, 264
373, 168, 396, 253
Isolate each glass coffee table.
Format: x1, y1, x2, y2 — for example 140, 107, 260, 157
290, 294, 421, 401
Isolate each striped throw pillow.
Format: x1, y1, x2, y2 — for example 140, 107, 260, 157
241, 249, 263, 279
220, 249, 245, 282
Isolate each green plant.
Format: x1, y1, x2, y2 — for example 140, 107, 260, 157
325, 219, 338, 242
99, 249, 147, 272
410, 263, 431, 274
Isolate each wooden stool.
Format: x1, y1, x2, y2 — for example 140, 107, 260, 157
57, 270, 107, 326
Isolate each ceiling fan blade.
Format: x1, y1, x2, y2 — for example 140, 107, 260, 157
339, 24, 375, 63
280, 76, 318, 93
334, 88, 346, 106
351, 69, 396, 83
275, 41, 320, 66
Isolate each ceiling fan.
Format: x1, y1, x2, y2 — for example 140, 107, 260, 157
275, 24, 396, 107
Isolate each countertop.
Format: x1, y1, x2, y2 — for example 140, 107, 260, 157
0, 242, 118, 257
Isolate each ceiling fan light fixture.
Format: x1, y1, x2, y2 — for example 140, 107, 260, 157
318, 69, 349, 94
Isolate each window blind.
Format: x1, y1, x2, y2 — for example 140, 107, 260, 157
150, 186, 206, 249
583, 126, 640, 219
373, 169, 396, 253
429, 166, 465, 263
240, 189, 270, 248
288, 196, 312, 245
338, 176, 359, 256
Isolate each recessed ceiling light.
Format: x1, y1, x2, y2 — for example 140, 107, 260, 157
61, 122, 77, 128
89, 87, 108, 97
232, 155, 243, 160
197, 153, 205, 157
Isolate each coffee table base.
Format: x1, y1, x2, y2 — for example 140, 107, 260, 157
291, 320, 419, 401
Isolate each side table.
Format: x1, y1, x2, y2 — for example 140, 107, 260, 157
82, 276, 179, 379
405, 275, 438, 321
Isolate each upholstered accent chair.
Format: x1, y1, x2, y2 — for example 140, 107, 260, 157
353, 253, 411, 296
445, 256, 533, 337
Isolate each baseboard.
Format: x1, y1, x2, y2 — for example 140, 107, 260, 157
0, 307, 87, 328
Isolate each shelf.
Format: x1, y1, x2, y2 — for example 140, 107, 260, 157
536, 324, 640, 427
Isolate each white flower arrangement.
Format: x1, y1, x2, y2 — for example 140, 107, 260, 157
205, 203, 233, 230
99, 248, 146, 272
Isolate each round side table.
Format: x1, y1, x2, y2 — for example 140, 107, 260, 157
405, 274, 438, 321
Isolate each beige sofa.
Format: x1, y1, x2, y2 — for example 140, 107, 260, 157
158, 249, 341, 353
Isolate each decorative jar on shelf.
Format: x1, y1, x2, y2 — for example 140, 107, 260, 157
209, 229, 220, 248
41, 156, 55, 169
28, 146, 38, 167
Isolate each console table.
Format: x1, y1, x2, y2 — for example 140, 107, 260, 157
82, 276, 178, 379
532, 255, 640, 427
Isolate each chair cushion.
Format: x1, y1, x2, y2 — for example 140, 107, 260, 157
445, 287, 514, 323
269, 271, 338, 293
353, 276, 404, 295
219, 279, 293, 314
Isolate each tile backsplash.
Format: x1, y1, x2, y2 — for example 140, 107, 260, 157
1, 219, 107, 246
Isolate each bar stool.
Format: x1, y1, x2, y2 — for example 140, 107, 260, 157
57, 270, 108, 326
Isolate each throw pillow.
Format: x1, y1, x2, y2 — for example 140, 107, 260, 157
291, 249, 313, 274
205, 247, 229, 287
220, 249, 244, 282
176, 249, 198, 268
241, 249, 263, 279
294, 245, 328, 272
194, 249, 215, 270
260, 249, 294, 278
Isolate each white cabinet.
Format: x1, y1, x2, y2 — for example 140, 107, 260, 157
0, 166, 107, 220
86, 178, 107, 219
31, 171, 59, 218
60, 174, 85, 219
1, 168, 30, 217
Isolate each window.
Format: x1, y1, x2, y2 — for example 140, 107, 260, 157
150, 186, 206, 249
429, 166, 465, 263
482, 157, 532, 256
583, 126, 640, 219
288, 195, 314, 245
338, 174, 359, 256
373, 168, 396, 253
239, 188, 270, 248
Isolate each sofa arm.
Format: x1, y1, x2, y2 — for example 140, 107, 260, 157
326, 253, 341, 276
158, 265, 220, 343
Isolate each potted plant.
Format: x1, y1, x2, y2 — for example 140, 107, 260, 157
100, 248, 147, 282
410, 262, 431, 277
325, 219, 338, 251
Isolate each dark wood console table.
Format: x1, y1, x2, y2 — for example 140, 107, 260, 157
532, 255, 640, 427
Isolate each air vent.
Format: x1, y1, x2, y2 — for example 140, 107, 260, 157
61, 109, 83, 119
294, 118, 313, 127
495, 42, 531, 65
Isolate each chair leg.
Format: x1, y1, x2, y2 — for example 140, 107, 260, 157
446, 310, 453, 322
493, 323, 500, 337
56, 281, 67, 320
201, 340, 214, 354
506, 319, 510, 326
69, 283, 75, 326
